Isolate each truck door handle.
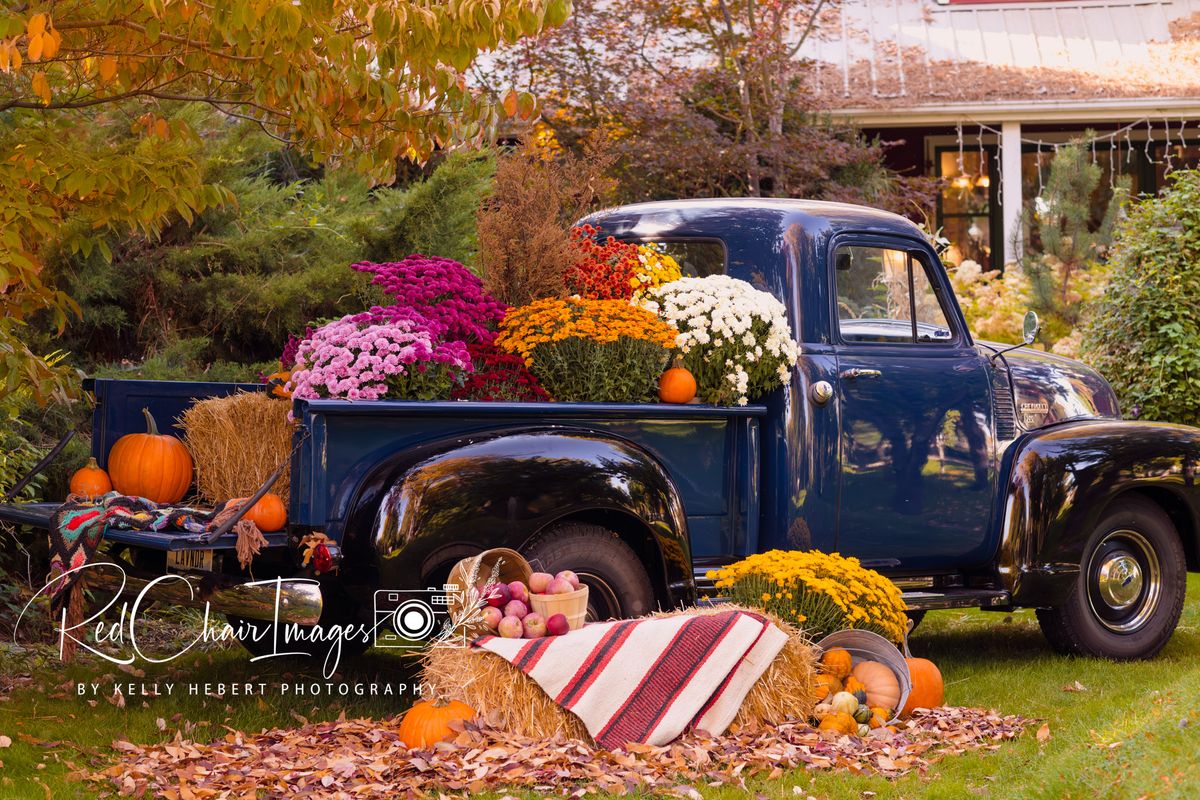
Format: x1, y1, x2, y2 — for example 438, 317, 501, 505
839, 368, 882, 380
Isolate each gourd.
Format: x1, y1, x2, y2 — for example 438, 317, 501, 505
857, 723, 871, 737
869, 706, 892, 728
819, 647, 853, 680
69, 457, 112, 497
843, 676, 866, 695
107, 408, 193, 504
900, 657, 945, 717
658, 358, 697, 404
851, 660, 901, 711
853, 704, 872, 724
817, 712, 857, 736
811, 673, 842, 700
398, 698, 476, 748
242, 493, 287, 532
829, 691, 858, 716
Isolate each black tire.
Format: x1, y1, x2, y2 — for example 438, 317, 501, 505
524, 522, 657, 620
1036, 497, 1186, 660
227, 579, 370, 662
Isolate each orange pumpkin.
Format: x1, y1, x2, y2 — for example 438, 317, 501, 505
900, 657, 944, 717
811, 673, 842, 700
658, 358, 697, 404
819, 647, 853, 680
817, 712, 858, 736
108, 408, 193, 504
851, 660, 902, 711
868, 706, 891, 729
266, 371, 292, 400
69, 457, 112, 497
398, 698, 476, 748
242, 493, 287, 532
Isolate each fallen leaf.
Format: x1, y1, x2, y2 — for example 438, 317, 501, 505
0, 736, 10, 748
1036, 723, 1052, 743
1062, 681, 1088, 692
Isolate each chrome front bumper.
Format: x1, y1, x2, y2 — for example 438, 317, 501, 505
84, 564, 324, 626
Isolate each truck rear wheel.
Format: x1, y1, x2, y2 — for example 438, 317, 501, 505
524, 522, 657, 620
1036, 497, 1186, 660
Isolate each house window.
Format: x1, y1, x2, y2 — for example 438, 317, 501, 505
936, 149, 996, 270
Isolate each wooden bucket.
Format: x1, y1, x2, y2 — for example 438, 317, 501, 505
529, 585, 589, 631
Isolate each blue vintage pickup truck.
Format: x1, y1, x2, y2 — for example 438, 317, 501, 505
6, 198, 1198, 661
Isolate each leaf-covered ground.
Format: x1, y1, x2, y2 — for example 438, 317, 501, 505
1, 575, 1198, 799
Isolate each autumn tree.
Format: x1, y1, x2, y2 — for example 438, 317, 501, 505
0, 0, 565, 404
480, 0, 927, 208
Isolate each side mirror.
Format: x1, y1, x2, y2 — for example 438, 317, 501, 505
1022, 311, 1041, 345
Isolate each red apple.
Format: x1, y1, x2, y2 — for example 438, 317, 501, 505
503, 599, 529, 619
483, 582, 511, 608
555, 570, 581, 589
482, 606, 503, 630
546, 577, 575, 595
528, 572, 554, 594
497, 615, 524, 638
546, 613, 570, 636
522, 613, 547, 638
508, 580, 529, 604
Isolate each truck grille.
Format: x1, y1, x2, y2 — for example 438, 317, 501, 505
992, 369, 1016, 440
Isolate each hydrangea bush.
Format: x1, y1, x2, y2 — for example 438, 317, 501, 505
641, 275, 799, 405
288, 312, 472, 404
351, 255, 506, 343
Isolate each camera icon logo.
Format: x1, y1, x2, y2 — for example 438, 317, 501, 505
373, 585, 459, 649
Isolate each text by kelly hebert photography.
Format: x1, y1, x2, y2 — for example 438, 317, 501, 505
76, 681, 427, 699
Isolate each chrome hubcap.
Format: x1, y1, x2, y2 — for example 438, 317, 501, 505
1087, 529, 1161, 634
1096, 554, 1143, 609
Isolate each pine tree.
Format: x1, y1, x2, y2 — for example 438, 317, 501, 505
1020, 136, 1129, 353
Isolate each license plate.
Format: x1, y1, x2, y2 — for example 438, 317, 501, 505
167, 549, 214, 572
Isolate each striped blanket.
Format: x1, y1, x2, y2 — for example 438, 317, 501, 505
473, 609, 787, 749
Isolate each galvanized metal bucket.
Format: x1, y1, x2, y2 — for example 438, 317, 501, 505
814, 628, 911, 722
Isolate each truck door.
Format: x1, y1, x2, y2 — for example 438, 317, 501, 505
830, 239, 994, 570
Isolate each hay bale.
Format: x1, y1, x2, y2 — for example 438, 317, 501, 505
418, 604, 816, 744
179, 391, 294, 505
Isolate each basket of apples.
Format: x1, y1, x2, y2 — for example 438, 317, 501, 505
480, 576, 579, 639
527, 570, 588, 631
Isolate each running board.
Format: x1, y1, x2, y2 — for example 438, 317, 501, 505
902, 589, 1010, 611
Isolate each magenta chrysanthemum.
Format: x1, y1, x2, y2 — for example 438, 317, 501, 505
351, 255, 506, 344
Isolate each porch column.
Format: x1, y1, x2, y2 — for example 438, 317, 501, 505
1001, 121, 1023, 265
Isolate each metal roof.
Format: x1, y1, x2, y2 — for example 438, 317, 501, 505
802, 0, 1200, 107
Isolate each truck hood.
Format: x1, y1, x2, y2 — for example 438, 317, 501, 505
978, 341, 1121, 429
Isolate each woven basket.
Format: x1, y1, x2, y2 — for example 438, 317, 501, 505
446, 548, 532, 636
814, 629, 911, 722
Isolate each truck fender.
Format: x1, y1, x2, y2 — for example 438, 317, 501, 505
997, 420, 1200, 606
342, 428, 692, 607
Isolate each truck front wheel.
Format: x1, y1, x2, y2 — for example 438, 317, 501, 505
524, 522, 657, 620
1036, 497, 1186, 660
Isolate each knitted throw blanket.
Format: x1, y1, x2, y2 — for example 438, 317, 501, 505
47, 493, 265, 659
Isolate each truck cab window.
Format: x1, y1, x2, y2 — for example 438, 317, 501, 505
834, 245, 952, 344
640, 240, 726, 277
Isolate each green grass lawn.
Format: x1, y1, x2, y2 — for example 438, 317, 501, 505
3, 577, 1199, 799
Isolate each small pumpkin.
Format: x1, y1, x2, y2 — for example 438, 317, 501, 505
843, 676, 866, 695
266, 370, 292, 400
69, 457, 112, 497
817, 712, 857, 736
819, 647, 853, 680
398, 698, 476, 748
852, 660, 901, 711
107, 408, 193, 504
900, 657, 945, 717
811, 673, 842, 700
658, 357, 697, 404
869, 706, 892, 728
241, 493, 287, 532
